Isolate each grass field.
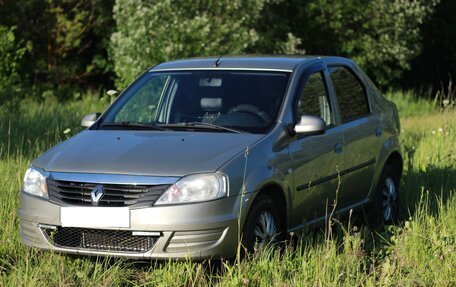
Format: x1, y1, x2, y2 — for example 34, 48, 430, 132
0, 93, 455, 286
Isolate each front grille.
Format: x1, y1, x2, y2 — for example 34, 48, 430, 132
42, 227, 158, 253
47, 179, 169, 207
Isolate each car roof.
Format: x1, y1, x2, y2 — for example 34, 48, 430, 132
150, 55, 351, 72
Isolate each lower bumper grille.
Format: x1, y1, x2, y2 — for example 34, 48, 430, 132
42, 227, 158, 253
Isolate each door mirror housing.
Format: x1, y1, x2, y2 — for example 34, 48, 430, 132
81, 112, 101, 128
294, 115, 325, 136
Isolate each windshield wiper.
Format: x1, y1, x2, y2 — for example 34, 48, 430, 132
101, 121, 169, 131
160, 122, 244, 134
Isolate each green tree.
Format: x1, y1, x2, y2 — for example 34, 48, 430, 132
402, 0, 456, 94
0, 26, 25, 108
44, 0, 114, 87
254, 0, 438, 87
110, 0, 297, 88
308, 0, 438, 86
0, 0, 114, 95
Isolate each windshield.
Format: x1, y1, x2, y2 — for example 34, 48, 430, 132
101, 70, 291, 133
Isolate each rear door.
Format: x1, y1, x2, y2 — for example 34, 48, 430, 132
326, 64, 382, 208
289, 63, 345, 227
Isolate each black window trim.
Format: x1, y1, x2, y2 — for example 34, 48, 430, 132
327, 63, 372, 124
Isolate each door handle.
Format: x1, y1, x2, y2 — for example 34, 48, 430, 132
334, 143, 343, 154
375, 128, 382, 137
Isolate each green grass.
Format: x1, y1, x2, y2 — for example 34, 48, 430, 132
386, 90, 438, 118
1, 93, 455, 286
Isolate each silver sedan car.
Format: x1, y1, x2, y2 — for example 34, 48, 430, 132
19, 56, 402, 259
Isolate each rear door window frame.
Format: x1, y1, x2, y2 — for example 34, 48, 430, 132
326, 63, 372, 124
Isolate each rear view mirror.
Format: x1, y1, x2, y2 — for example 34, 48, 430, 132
81, 112, 101, 128
294, 115, 325, 136
199, 78, 222, 87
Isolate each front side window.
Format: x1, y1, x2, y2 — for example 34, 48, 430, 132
115, 75, 168, 123
297, 72, 332, 126
329, 66, 369, 122
102, 71, 290, 133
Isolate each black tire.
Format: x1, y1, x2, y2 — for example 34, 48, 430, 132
366, 165, 400, 227
241, 195, 284, 254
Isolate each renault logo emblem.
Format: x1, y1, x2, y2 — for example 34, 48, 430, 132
91, 185, 104, 203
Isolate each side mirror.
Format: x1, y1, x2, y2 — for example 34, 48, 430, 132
294, 115, 325, 136
81, 112, 101, 128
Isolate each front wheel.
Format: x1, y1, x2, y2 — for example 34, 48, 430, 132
241, 195, 284, 253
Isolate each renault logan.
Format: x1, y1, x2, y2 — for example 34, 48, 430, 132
19, 56, 402, 259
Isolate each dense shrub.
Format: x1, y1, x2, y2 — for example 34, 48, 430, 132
254, 0, 438, 87
0, 0, 114, 93
110, 0, 299, 88
0, 26, 25, 109
0, 0, 451, 99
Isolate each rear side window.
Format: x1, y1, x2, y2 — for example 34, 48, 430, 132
329, 66, 369, 122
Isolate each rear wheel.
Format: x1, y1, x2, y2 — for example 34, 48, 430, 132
382, 176, 398, 222
367, 165, 400, 226
242, 195, 283, 253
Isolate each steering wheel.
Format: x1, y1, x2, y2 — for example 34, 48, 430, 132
227, 104, 271, 125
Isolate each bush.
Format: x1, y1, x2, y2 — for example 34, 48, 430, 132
255, 0, 438, 87
110, 0, 270, 88
306, 0, 438, 86
0, 26, 25, 109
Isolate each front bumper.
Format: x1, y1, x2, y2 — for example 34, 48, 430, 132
19, 192, 253, 259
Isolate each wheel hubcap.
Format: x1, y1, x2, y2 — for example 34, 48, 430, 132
253, 210, 278, 248
382, 177, 397, 222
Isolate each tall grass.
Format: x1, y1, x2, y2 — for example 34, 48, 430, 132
0, 92, 455, 286
386, 90, 438, 118
0, 94, 108, 160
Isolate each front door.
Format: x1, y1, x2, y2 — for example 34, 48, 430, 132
289, 66, 345, 229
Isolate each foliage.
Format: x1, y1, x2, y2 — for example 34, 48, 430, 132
0, 26, 26, 109
402, 0, 456, 94
0, 0, 453, 104
245, 0, 440, 87
291, 0, 438, 87
110, 0, 269, 88
0, 0, 114, 91
44, 0, 113, 86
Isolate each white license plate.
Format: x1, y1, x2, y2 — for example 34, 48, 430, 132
60, 207, 130, 228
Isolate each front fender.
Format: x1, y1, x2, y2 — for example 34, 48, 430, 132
218, 132, 293, 230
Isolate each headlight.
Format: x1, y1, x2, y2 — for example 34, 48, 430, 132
155, 173, 227, 205
23, 166, 48, 198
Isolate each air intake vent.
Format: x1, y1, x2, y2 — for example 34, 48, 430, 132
42, 227, 158, 253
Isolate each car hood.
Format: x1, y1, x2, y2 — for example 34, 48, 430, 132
33, 130, 263, 177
